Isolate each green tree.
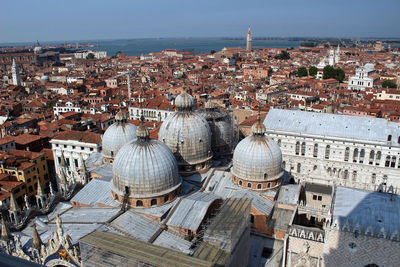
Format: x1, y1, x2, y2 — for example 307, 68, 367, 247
382, 80, 397, 88
334, 68, 345, 82
210, 50, 216, 54
309, 66, 318, 76
323, 66, 345, 82
323, 65, 335, 80
202, 65, 209, 70
297, 66, 308, 77
86, 53, 95, 59
274, 50, 290, 60
46, 99, 58, 109
114, 51, 123, 58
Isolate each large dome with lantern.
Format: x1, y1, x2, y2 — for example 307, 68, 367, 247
232, 117, 283, 190
158, 91, 213, 175
112, 118, 181, 208
102, 111, 137, 163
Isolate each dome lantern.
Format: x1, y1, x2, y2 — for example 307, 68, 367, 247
251, 113, 266, 136
136, 115, 150, 140
175, 91, 194, 111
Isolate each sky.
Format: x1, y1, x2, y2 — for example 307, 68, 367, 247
1, 0, 400, 43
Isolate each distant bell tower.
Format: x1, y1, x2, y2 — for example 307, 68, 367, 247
11, 58, 21, 86
335, 45, 340, 63
328, 48, 335, 66
246, 27, 252, 51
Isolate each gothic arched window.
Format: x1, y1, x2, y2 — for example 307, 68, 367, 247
369, 150, 375, 164
376, 151, 382, 166
344, 147, 350, 161
353, 148, 359, 163
301, 142, 306, 156
359, 149, 365, 163
325, 145, 331, 159
385, 156, 391, 167
313, 144, 318, 158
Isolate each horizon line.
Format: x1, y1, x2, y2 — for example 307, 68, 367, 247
1, 36, 400, 46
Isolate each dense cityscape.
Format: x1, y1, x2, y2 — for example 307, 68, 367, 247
0, 9, 400, 267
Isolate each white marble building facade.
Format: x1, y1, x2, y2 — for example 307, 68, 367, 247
50, 134, 101, 185
53, 101, 82, 116
129, 106, 174, 122
264, 109, 400, 194
347, 63, 375, 91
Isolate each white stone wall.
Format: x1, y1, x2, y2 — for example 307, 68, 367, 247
129, 106, 173, 122
287, 236, 324, 267
266, 131, 400, 194
51, 139, 100, 184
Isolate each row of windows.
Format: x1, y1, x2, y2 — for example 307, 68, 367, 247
293, 142, 399, 168
292, 162, 391, 185
55, 144, 95, 152
127, 195, 170, 207
55, 144, 94, 151
296, 142, 329, 159
312, 195, 323, 201
238, 180, 272, 189
58, 157, 81, 168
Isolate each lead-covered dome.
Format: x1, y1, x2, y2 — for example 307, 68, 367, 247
112, 120, 181, 207
159, 91, 212, 175
102, 111, 137, 163
232, 117, 283, 190
201, 99, 233, 157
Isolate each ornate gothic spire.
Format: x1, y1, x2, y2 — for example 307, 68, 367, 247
1, 216, 11, 241
9, 193, 19, 212
36, 180, 45, 197
32, 224, 43, 251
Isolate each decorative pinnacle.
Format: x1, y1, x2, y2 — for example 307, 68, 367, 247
32, 223, 43, 250
136, 115, 149, 139
1, 215, 11, 241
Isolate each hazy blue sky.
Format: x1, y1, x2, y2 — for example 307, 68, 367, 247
1, 0, 399, 43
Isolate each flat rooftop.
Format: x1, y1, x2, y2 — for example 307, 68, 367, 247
80, 231, 216, 267
333, 187, 400, 236
264, 109, 400, 145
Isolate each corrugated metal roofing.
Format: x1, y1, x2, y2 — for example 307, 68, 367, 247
167, 192, 221, 231
153, 231, 192, 254
79, 231, 215, 267
70, 178, 118, 207
205, 170, 274, 216
55, 207, 120, 224
264, 109, 400, 145
110, 210, 160, 242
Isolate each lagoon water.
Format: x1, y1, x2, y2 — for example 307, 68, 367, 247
95, 38, 301, 56
0, 38, 301, 56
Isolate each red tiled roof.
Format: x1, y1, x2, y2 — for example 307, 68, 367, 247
53, 130, 101, 144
